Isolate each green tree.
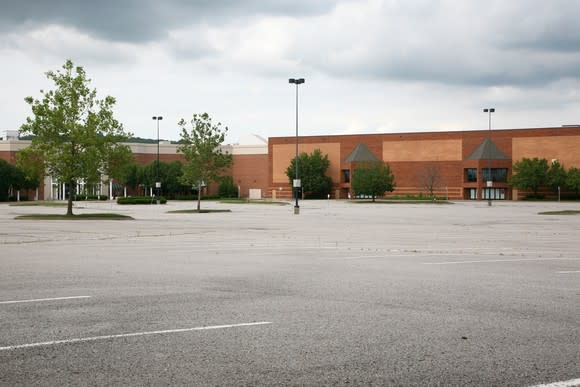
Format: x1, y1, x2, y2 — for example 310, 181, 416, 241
546, 160, 567, 192
19, 59, 131, 215
509, 157, 549, 197
103, 144, 134, 186
351, 162, 396, 202
218, 176, 238, 198
15, 147, 44, 197
164, 160, 186, 199
566, 167, 580, 195
0, 159, 27, 201
285, 149, 333, 199
118, 162, 140, 192
177, 113, 232, 211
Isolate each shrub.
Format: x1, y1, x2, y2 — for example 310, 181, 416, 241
117, 196, 167, 205
75, 195, 108, 201
523, 194, 545, 200
8, 196, 29, 202
218, 176, 238, 198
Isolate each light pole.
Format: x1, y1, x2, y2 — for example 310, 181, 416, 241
152, 116, 163, 204
289, 78, 305, 215
483, 108, 495, 206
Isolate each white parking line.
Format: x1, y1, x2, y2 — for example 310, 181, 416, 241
0, 296, 91, 305
423, 258, 580, 265
529, 377, 580, 387
0, 321, 272, 351
557, 270, 580, 274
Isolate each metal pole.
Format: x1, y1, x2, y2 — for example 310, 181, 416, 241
289, 78, 304, 214
152, 116, 162, 204
488, 110, 492, 207
483, 108, 494, 206
295, 83, 299, 213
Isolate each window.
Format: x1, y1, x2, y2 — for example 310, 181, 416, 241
465, 168, 477, 182
482, 188, 506, 200
482, 168, 508, 182
342, 169, 350, 183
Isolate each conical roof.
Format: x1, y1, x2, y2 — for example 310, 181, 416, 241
467, 138, 509, 160
344, 142, 380, 163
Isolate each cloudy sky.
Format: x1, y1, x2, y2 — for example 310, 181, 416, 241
1, 0, 579, 143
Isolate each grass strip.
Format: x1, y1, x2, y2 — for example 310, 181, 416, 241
15, 213, 133, 220
351, 199, 452, 204
9, 201, 67, 207
538, 210, 580, 215
167, 209, 232, 214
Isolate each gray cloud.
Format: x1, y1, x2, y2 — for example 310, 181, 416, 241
0, 0, 338, 43
285, 0, 580, 88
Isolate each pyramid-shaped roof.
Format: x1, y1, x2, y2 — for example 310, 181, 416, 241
467, 138, 509, 160
344, 142, 380, 163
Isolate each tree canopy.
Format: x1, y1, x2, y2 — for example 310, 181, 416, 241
546, 160, 567, 191
0, 159, 32, 201
509, 157, 549, 196
566, 167, 580, 194
178, 113, 232, 211
19, 59, 131, 215
285, 149, 333, 199
351, 162, 395, 201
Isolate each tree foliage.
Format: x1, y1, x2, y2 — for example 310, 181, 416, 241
509, 157, 549, 196
177, 113, 232, 211
351, 162, 396, 202
218, 176, 239, 198
546, 160, 567, 191
15, 147, 44, 193
285, 149, 333, 199
117, 160, 189, 199
566, 167, 580, 194
19, 59, 131, 215
0, 159, 30, 201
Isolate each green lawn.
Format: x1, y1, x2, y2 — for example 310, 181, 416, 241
15, 213, 133, 220
167, 209, 232, 214
538, 210, 580, 215
9, 201, 67, 207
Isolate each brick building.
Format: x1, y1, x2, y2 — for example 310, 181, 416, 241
268, 126, 580, 200
2, 126, 580, 201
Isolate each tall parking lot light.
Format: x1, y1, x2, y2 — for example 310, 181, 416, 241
152, 116, 163, 204
289, 78, 305, 215
483, 108, 495, 207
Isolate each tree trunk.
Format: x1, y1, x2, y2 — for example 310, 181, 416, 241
372, 194, 376, 202
66, 179, 74, 216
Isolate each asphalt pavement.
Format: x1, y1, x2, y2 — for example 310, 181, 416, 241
1, 199, 579, 386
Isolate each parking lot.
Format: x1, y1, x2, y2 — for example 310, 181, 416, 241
1, 200, 579, 386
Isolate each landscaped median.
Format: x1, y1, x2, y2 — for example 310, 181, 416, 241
117, 196, 167, 205
167, 209, 231, 214
15, 213, 133, 220
538, 210, 580, 215
350, 199, 452, 204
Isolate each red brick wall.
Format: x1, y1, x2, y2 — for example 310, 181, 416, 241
269, 126, 580, 200
232, 154, 269, 198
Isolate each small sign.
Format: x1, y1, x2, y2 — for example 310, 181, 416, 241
155, 182, 161, 188
486, 181, 492, 187
293, 179, 301, 188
